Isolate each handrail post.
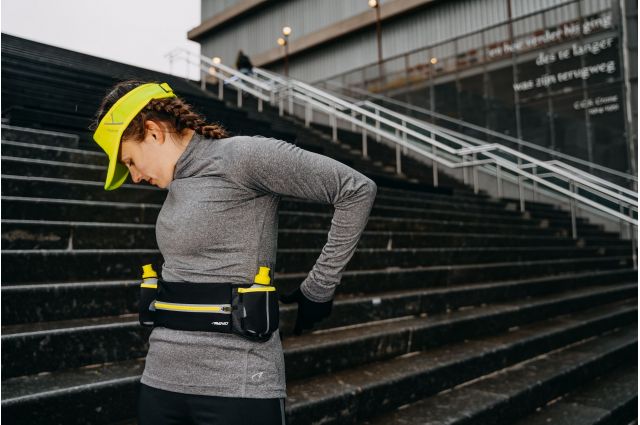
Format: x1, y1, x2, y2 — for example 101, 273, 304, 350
375, 109, 380, 142
351, 110, 356, 132
517, 157, 525, 212
305, 102, 311, 127
396, 144, 402, 175
472, 152, 479, 194
288, 84, 294, 115
496, 165, 503, 198
462, 155, 468, 185
433, 145, 439, 187
630, 207, 637, 269
237, 87, 242, 108
619, 193, 627, 238
218, 77, 224, 100
331, 108, 337, 142
362, 115, 368, 158
532, 166, 538, 201
569, 180, 578, 239
200, 68, 206, 91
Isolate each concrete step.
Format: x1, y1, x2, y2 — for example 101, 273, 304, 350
1, 295, 635, 425
512, 363, 637, 425
0, 124, 79, 148
3, 243, 631, 284
2, 195, 586, 237
1, 173, 497, 208
2, 191, 612, 245
1, 276, 635, 377
363, 327, 637, 425
0, 156, 525, 219
3, 260, 636, 324
284, 314, 637, 424
1, 140, 105, 165
5, 219, 624, 251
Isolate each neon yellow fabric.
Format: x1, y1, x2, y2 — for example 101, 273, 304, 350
93, 82, 176, 190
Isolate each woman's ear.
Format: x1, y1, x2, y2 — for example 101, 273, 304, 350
144, 120, 166, 144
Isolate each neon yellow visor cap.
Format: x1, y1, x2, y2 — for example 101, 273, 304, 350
92, 82, 176, 190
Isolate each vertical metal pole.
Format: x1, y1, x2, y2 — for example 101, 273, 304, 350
629, 207, 637, 269
279, 96, 284, 116
576, 1, 594, 168
375, 108, 381, 142
284, 42, 289, 77
532, 166, 538, 201
569, 180, 578, 239
351, 110, 357, 131
472, 152, 478, 194
237, 88, 242, 108
396, 144, 402, 175
331, 109, 337, 142
201, 69, 206, 91
518, 173, 525, 213
619, 193, 627, 238
288, 85, 294, 115
496, 165, 503, 198
433, 145, 439, 187
462, 155, 468, 185
305, 103, 311, 127
362, 115, 368, 158
401, 120, 406, 143
258, 97, 263, 112
218, 78, 224, 99
619, 0, 638, 191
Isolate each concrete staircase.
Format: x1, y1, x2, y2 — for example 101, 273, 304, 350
1, 33, 637, 425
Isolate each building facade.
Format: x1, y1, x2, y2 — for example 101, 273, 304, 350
189, 0, 637, 182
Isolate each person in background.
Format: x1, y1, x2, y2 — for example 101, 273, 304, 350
236, 50, 254, 76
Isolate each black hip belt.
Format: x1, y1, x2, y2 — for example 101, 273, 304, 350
139, 279, 279, 343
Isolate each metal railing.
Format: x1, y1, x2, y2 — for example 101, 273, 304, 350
319, 80, 638, 190
166, 48, 638, 268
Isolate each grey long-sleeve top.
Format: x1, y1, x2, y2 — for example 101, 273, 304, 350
140, 132, 377, 399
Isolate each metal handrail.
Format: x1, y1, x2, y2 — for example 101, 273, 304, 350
166, 49, 638, 267
356, 99, 638, 205
321, 80, 638, 186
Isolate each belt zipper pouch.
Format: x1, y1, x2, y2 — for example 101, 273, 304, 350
154, 280, 233, 333
145, 280, 280, 343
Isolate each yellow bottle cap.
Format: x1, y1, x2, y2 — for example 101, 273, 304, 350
254, 266, 271, 285
142, 264, 158, 279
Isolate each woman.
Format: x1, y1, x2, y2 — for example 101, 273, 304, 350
90, 80, 377, 425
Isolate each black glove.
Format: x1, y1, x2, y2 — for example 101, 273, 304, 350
279, 287, 333, 336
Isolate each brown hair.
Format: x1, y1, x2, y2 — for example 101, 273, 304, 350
89, 79, 230, 142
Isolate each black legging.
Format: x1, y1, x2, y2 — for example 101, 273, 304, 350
137, 383, 287, 425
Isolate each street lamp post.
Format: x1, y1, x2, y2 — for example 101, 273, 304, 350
279, 26, 292, 77
368, 0, 384, 86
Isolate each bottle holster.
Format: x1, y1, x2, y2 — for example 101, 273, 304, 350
139, 279, 279, 343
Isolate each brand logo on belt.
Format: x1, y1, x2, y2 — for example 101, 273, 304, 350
211, 321, 229, 326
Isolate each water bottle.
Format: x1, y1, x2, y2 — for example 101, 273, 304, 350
139, 264, 158, 327
253, 266, 271, 287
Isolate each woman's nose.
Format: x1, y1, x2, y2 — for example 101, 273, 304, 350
130, 168, 143, 183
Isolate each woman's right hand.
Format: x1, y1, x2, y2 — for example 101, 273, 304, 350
279, 287, 333, 336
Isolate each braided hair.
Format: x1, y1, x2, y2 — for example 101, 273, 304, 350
89, 79, 230, 141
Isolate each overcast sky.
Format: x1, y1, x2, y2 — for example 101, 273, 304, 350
1, 0, 201, 80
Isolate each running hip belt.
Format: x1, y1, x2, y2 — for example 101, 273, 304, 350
139, 279, 279, 343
